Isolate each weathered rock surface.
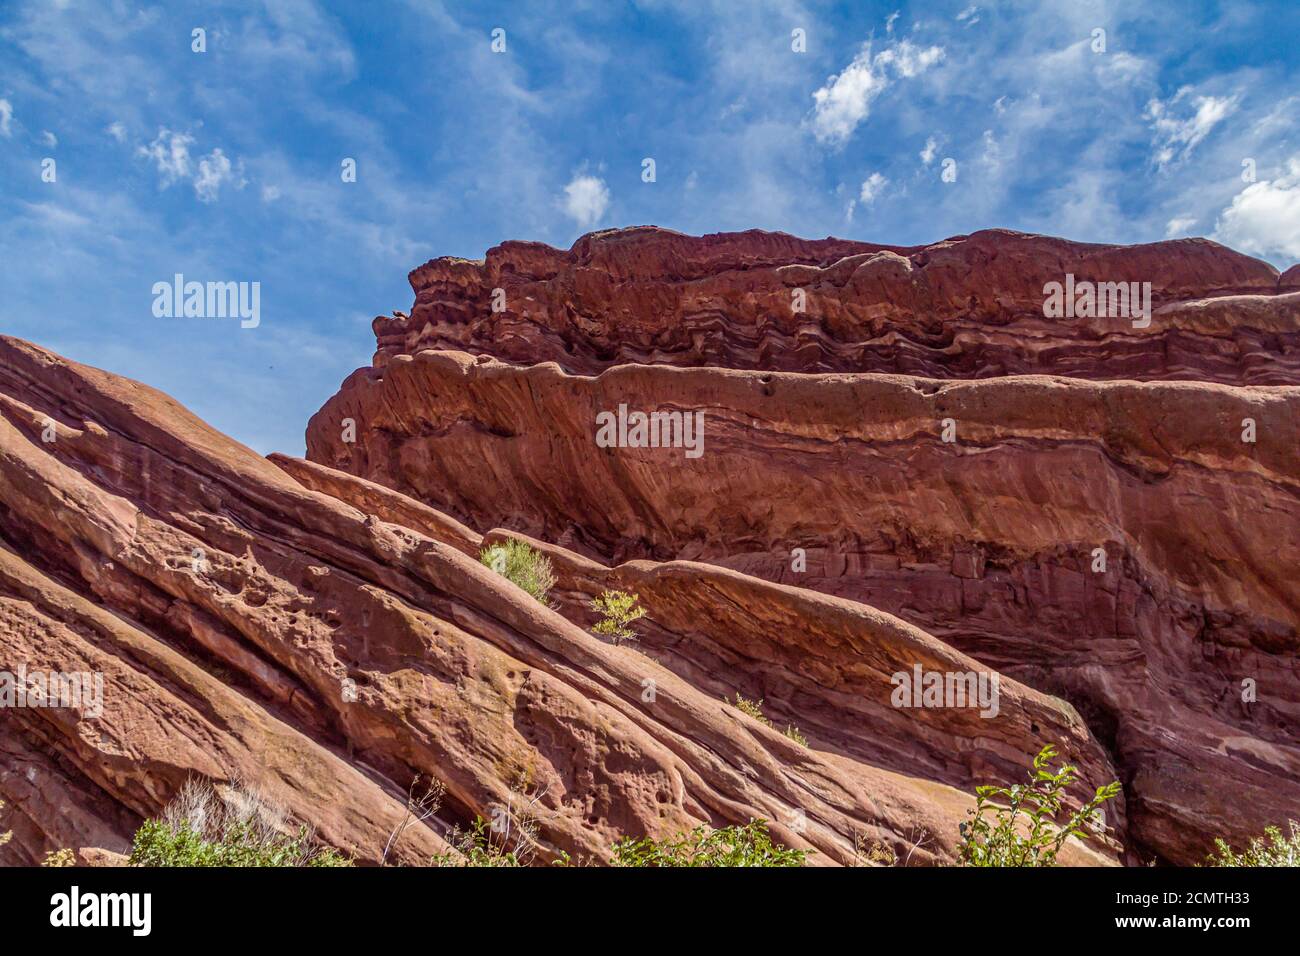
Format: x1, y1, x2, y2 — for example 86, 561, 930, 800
378, 227, 1299, 384
0, 335, 1120, 866
308, 227, 1300, 865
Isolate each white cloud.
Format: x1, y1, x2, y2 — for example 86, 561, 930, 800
40, 130, 57, 148
981, 129, 1001, 169
1214, 157, 1300, 259
137, 128, 242, 202
809, 39, 945, 145
106, 121, 127, 142
562, 173, 610, 227
1146, 91, 1239, 169
261, 184, 282, 202
920, 136, 937, 165
194, 148, 236, 203
1165, 216, 1197, 237
0, 99, 12, 137
859, 172, 888, 203
138, 128, 194, 185
956, 5, 980, 26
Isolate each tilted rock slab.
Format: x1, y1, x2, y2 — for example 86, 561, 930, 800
0, 336, 1119, 866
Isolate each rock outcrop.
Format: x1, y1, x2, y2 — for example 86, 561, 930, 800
376, 227, 1298, 384
5, 226, 1295, 867
308, 227, 1300, 866
0, 334, 1120, 867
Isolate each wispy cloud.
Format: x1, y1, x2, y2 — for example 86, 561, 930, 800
1146, 91, 1240, 169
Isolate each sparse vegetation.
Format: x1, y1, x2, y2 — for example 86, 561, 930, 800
431, 818, 527, 867
383, 775, 445, 865
852, 827, 932, 866
854, 832, 898, 866
128, 778, 352, 867
431, 781, 549, 867
42, 848, 75, 867
0, 800, 10, 850
728, 693, 770, 724
957, 743, 1121, 867
1205, 820, 1300, 867
589, 589, 647, 644
610, 819, 809, 867
726, 693, 808, 748
479, 540, 556, 606
782, 724, 808, 747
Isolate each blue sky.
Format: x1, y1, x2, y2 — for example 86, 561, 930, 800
2, 0, 1298, 455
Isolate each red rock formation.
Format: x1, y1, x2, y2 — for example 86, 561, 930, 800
0, 335, 1121, 867
378, 227, 1297, 384
308, 227, 1300, 866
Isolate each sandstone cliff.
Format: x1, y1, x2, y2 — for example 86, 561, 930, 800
308, 227, 1300, 865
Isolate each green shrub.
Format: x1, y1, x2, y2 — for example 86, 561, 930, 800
42, 848, 75, 867
957, 743, 1121, 867
129, 778, 352, 868
480, 540, 556, 606
611, 819, 809, 867
783, 724, 809, 748
1205, 820, 1300, 866
589, 589, 647, 644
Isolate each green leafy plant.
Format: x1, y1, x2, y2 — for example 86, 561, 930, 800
610, 819, 809, 867
957, 743, 1121, 867
589, 589, 647, 644
42, 848, 75, 867
1205, 820, 1300, 867
479, 540, 556, 606
128, 778, 352, 868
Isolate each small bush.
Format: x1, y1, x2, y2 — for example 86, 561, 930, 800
957, 743, 1121, 867
783, 724, 808, 748
1205, 820, 1300, 867
589, 589, 647, 644
728, 693, 771, 725
727, 694, 808, 747
42, 848, 75, 867
431, 818, 525, 867
854, 833, 898, 866
480, 540, 556, 606
129, 778, 352, 868
611, 819, 809, 867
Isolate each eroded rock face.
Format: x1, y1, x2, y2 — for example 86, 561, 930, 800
309, 227, 1300, 866
378, 227, 1297, 383
0, 335, 1120, 867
